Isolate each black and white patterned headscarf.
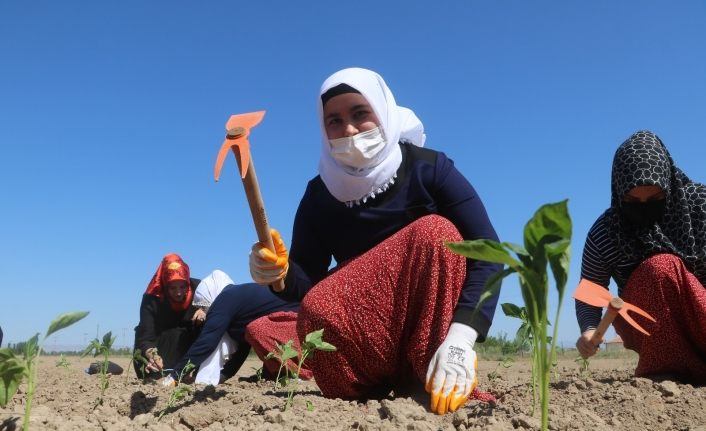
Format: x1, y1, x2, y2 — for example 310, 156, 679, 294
606, 130, 706, 285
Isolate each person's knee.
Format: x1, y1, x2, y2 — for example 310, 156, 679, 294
297, 297, 338, 345
632, 254, 685, 292
408, 215, 461, 245
244, 315, 269, 343
298, 297, 322, 333
636, 253, 683, 276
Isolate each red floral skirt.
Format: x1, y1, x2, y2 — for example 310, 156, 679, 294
246, 215, 495, 402
614, 253, 706, 383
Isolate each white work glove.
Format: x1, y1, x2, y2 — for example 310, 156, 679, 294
425, 322, 479, 415
249, 228, 289, 285
160, 375, 176, 387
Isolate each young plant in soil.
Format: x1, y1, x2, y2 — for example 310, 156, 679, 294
266, 328, 336, 411
501, 302, 553, 413
447, 200, 571, 431
158, 361, 196, 420
253, 366, 265, 383
55, 354, 71, 370
81, 331, 116, 406
0, 311, 89, 431
487, 357, 514, 382
574, 356, 590, 377
266, 339, 298, 390
125, 348, 150, 383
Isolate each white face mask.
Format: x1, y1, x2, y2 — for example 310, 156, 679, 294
328, 127, 387, 172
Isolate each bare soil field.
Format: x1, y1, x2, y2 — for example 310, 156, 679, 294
1, 352, 705, 430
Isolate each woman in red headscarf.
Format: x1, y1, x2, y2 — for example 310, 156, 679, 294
134, 253, 203, 378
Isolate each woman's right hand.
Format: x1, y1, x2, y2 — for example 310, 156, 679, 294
249, 228, 289, 285
576, 329, 600, 359
192, 308, 207, 326
145, 348, 164, 372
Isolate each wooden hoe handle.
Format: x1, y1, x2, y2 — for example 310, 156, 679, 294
590, 297, 624, 346
240, 156, 286, 292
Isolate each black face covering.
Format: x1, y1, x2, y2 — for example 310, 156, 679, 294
621, 199, 666, 228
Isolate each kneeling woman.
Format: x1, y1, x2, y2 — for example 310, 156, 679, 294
167, 270, 300, 385
247, 68, 502, 414
134, 253, 203, 378
576, 130, 706, 383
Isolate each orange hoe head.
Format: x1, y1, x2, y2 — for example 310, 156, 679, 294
573, 279, 657, 336
214, 111, 266, 180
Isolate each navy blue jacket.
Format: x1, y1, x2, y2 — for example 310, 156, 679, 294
172, 283, 299, 375
279, 143, 502, 341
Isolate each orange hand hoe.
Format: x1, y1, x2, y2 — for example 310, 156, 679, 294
214, 111, 285, 292
573, 279, 656, 347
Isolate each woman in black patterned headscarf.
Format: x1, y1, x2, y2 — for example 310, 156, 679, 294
576, 130, 706, 383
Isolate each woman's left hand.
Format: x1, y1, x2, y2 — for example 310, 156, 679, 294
192, 308, 207, 326
425, 323, 479, 415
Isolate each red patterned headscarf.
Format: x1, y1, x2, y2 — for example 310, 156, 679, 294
145, 253, 194, 311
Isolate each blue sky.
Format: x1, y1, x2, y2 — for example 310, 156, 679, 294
1, 1, 705, 350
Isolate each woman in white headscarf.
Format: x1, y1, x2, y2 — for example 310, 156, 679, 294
190, 270, 238, 385
246, 68, 501, 414
166, 271, 300, 386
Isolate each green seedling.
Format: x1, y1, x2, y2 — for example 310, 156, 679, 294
487, 357, 513, 382
158, 361, 195, 420
0, 311, 89, 431
574, 356, 590, 377
266, 329, 336, 411
266, 339, 298, 390
501, 302, 553, 412
501, 303, 533, 351
126, 348, 150, 383
447, 200, 571, 431
252, 366, 265, 383
551, 355, 561, 382
55, 354, 71, 370
81, 331, 116, 406
130, 347, 150, 376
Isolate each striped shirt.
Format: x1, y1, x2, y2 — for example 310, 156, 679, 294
576, 212, 640, 332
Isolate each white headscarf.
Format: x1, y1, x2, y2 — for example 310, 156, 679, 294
317, 68, 426, 206
193, 269, 234, 308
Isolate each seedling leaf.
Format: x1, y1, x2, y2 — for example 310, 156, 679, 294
315, 341, 337, 352
446, 239, 522, 270
46, 311, 89, 339
102, 331, 116, 348
304, 329, 324, 345
25, 334, 40, 360
472, 267, 516, 319
0, 351, 25, 408
501, 303, 523, 319
546, 239, 571, 297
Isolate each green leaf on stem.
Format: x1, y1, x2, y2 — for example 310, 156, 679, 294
546, 239, 571, 297
45, 311, 89, 339
523, 200, 571, 273
446, 240, 522, 270
102, 331, 116, 349
501, 303, 523, 319
0, 349, 26, 408
24, 334, 40, 360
